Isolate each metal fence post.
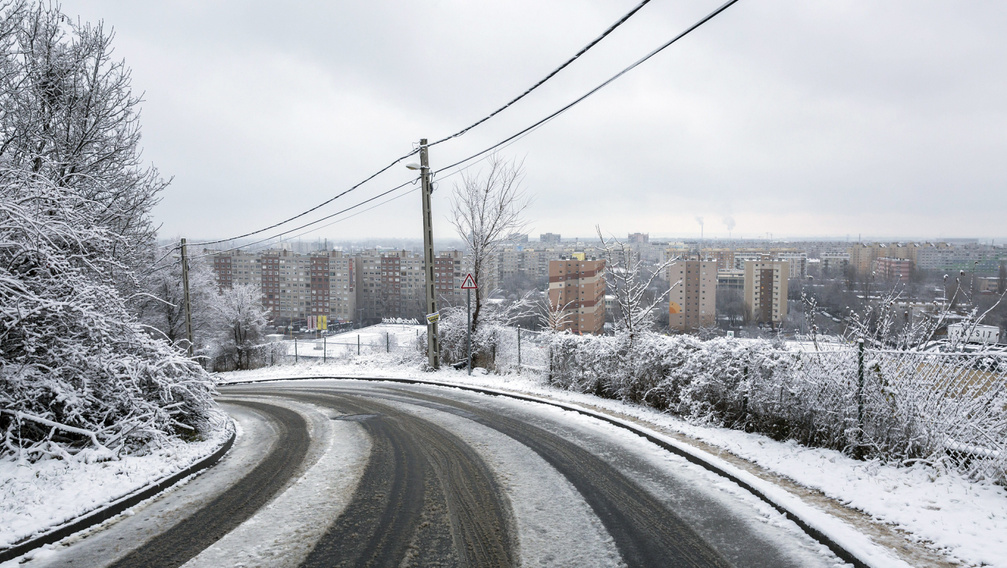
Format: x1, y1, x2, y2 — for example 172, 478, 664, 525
357, 335, 361, 356
517, 326, 522, 375
386, 332, 390, 353
323, 336, 327, 363
548, 344, 553, 383
294, 336, 298, 364
856, 338, 865, 457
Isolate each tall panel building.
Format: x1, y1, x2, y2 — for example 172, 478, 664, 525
743, 260, 789, 326
548, 258, 606, 334
667, 259, 717, 332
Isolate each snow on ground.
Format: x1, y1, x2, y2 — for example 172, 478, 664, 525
181, 398, 371, 568
277, 323, 422, 359
220, 324, 1007, 568
4, 323, 1004, 566
0, 411, 232, 550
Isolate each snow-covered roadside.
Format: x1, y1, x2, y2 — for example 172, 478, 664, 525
0, 411, 233, 551
219, 351, 1007, 568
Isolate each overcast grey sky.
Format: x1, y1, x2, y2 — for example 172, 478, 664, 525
59, 0, 1007, 244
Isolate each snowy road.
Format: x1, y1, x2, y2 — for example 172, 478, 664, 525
22, 379, 847, 567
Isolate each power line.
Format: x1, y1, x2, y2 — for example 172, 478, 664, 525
197, 0, 739, 255
193, 158, 497, 258
427, 0, 654, 149
188, 1, 654, 249
193, 180, 417, 258
436, 0, 742, 175
190, 148, 419, 247
196, 0, 737, 258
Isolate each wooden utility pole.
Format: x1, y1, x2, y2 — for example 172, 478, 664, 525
418, 139, 440, 369
180, 238, 194, 357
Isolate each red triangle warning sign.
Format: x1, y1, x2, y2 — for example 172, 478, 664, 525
461, 273, 477, 289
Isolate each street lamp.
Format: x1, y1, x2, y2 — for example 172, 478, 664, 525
407, 139, 440, 369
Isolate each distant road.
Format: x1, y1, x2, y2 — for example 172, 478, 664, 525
23, 380, 843, 568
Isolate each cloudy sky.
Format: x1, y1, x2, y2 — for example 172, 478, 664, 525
59, 0, 1007, 245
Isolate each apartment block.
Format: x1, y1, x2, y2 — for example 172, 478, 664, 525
743, 260, 789, 326
818, 252, 850, 277
873, 257, 914, 283
775, 251, 807, 279
355, 249, 464, 322
548, 258, 606, 334
667, 259, 717, 332
848, 243, 918, 275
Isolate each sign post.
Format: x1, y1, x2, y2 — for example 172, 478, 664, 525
461, 273, 478, 375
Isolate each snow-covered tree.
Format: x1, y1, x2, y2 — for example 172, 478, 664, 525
0, 2, 165, 293
211, 284, 269, 371
597, 227, 674, 341
0, 169, 217, 460
450, 155, 530, 334
135, 245, 218, 354
0, 3, 217, 461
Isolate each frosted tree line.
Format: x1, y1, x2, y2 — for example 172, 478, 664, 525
0, 1, 265, 461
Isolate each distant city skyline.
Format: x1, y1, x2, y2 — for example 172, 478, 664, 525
61, 1, 1007, 245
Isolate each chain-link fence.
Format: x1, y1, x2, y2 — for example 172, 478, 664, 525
212, 327, 423, 370
490, 327, 1007, 482
494, 327, 551, 374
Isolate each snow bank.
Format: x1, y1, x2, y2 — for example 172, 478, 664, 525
0, 412, 232, 550
217, 346, 1007, 568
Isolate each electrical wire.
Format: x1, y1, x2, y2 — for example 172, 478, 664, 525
192, 179, 418, 258
189, 149, 419, 248
191, 0, 737, 252
198, 147, 522, 257
187, 1, 654, 249
427, 0, 653, 149
246, 186, 423, 253
435, 0, 741, 175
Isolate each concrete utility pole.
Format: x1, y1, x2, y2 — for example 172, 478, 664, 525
180, 238, 194, 357
411, 139, 440, 369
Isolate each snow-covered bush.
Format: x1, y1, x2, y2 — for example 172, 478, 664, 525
435, 294, 538, 370
135, 247, 219, 354
0, 4, 219, 461
0, 170, 217, 460
525, 328, 1007, 481
207, 284, 275, 371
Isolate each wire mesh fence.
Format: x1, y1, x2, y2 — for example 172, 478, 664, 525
491, 327, 1007, 482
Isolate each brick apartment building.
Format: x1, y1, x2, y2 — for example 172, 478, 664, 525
548, 258, 606, 334
873, 257, 914, 283
210, 248, 461, 327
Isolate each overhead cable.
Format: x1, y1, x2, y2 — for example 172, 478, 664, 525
189, 1, 654, 248
427, 0, 654, 148
194, 180, 417, 257
190, 149, 419, 247
436, 0, 741, 175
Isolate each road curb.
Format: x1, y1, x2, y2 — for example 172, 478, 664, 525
223, 375, 879, 568
0, 421, 237, 564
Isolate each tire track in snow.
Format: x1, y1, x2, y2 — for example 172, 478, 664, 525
386, 388, 735, 568
283, 391, 516, 568
108, 400, 310, 568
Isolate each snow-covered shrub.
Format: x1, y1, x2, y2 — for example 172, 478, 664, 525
435, 295, 538, 370
135, 248, 218, 354
0, 170, 217, 460
524, 327, 1007, 482
207, 284, 273, 371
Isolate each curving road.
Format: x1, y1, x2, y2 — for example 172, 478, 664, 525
21, 379, 847, 568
